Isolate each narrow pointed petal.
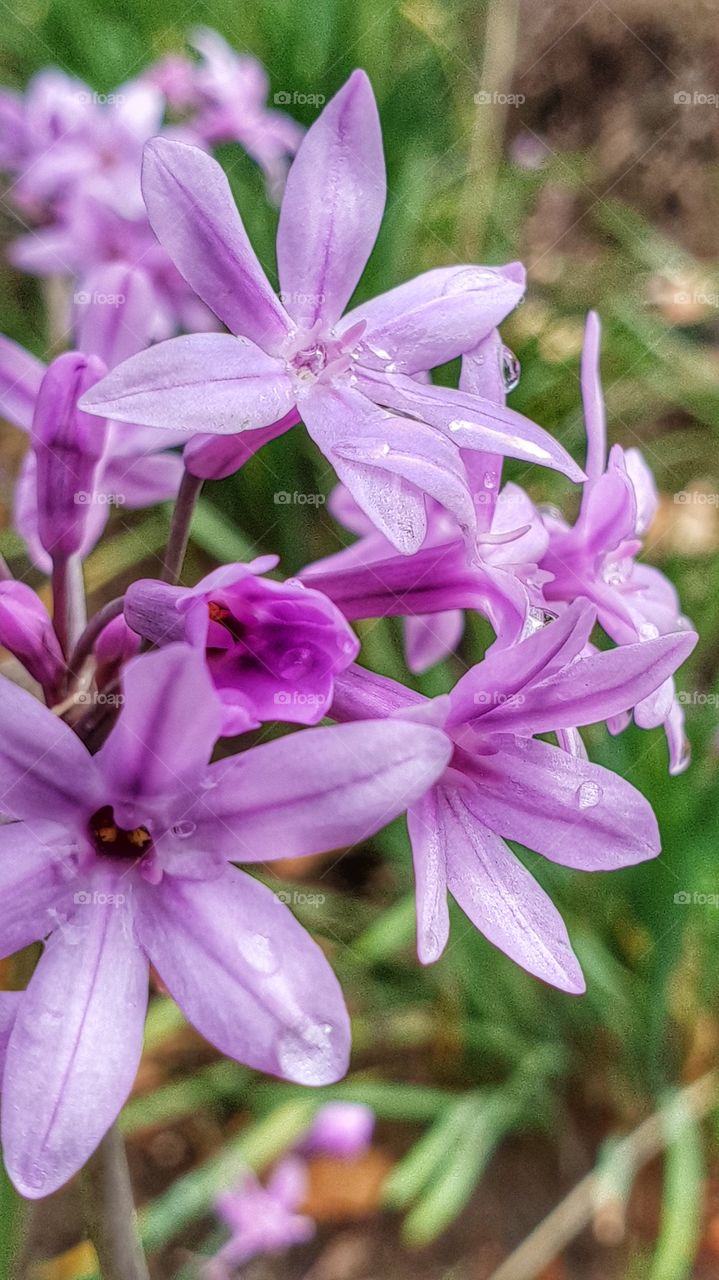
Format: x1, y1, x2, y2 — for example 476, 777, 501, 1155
188, 719, 452, 860
136, 868, 350, 1084
101, 450, 184, 508
469, 736, 660, 870
404, 610, 465, 674
0, 677, 102, 822
0, 821, 77, 959
478, 629, 698, 736
0, 334, 44, 431
434, 785, 585, 992
407, 792, 450, 963
277, 71, 385, 328
300, 383, 427, 553
448, 601, 595, 727
0, 993, 21, 1078
79, 334, 294, 436
2, 889, 148, 1198
142, 138, 291, 351
96, 645, 221, 823
581, 311, 607, 482
359, 371, 585, 482
74, 264, 161, 367
348, 262, 525, 375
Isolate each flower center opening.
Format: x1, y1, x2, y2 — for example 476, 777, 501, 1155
207, 600, 247, 642
89, 804, 152, 859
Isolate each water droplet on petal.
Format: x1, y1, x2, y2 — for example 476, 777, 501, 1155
237, 932, 279, 975
171, 820, 196, 839
501, 345, 521, 392
638, 622, 660, 641
576, 780, 603, 809
277, 1019, 336, 1083
278, 646, 315, 680
483, 470, 499, 491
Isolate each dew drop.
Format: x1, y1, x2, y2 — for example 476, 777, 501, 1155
171, 820, 196, 839
237, 932, 278, 975
277, 1019, 336, 1083
576, 780, 603, 810
483, 470, 499, 491
638, 622, 660, 641
501, 345, 521, 393
278, 646, 315, 680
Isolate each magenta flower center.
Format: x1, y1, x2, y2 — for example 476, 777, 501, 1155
89, 804, 152, 859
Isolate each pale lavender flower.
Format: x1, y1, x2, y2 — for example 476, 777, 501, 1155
124, 559, 359, 734
300, 1102, 375, 1158
81, 71, 583, 553
0, 263, 184, 570
0, 642, 450, 1197
539, 312, 693, 772
207, 1157, 313, 1276
329, 603, 696, 988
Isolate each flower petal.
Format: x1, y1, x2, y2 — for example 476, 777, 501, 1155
142, 137, 291, 351
404, 610, 465, 675
136, 867, 350, 1084
0, 334, 44, 431
96, 644, 222, 825
359, 370, 585, 482
0, 992, 21, 1078
434, 785, 585, 992
188, 719, 452, 860
277, 71, 385, 328
0, 678, 102, 822
79, 334, 294, 436
2, 886, 148, 1198
299, 383, 428, 553
349, 262, 525, 375
0, 821, 77, 959
74, 263, 161, 368
478, 629, 698, 736
468, 736, 660, 870
407, 791, 450, 964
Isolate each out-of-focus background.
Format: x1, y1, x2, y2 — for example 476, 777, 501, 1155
1, 0, 719, 1277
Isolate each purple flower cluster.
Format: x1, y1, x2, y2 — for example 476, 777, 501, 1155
0, 57, 697, 1205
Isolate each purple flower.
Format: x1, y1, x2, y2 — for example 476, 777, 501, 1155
181, 27, 303, 201
0, 582, 65, 701
300, 1102, 375, 1159
0, 642, 450, 1197
80, 71, 583, 552
329, 602, 696, 989
0, 263, 185, 570
124, 559, 359, 734
208, 1157, 313, 1275
302, 480, 550, 674
539, 313, 693, 772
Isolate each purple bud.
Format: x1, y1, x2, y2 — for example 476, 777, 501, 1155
0, 581, 64, 699
300, 1102, 375, 1159
31, 351, 109, 559
93, 614, 141, 690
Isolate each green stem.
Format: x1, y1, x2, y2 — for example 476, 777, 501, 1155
161, 470, 204, 585
81, 1124, 149, 1280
